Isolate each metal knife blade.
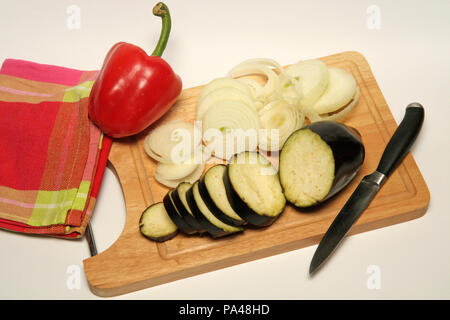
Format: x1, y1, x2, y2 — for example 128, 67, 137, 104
309, 171, 385, 274
309, 102, 425, 275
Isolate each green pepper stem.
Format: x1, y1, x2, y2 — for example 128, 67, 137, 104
151, 2, 171, 57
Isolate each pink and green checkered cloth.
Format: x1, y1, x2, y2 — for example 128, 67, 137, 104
0, 59, 112, 238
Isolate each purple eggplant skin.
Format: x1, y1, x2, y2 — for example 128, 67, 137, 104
163, 191, 197, 235
185, 182, 232, 238
140, 229, 178, 242
198, 165, 246, 227
171, 183, 206, 234
306, 121, 365, 202
222, 159, 285, 227
140, 227, 178, 242
139, 203, 178, 242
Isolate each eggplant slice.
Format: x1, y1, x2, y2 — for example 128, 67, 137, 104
199, 165, 246, 227
171, 182, 205, 233
139, 202, 178, 242
163, 190, 197, 235
187, 181, 243, 238
225, 151, 286, 227
279, 121, 365, 208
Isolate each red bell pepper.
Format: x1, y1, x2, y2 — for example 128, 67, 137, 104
88, 2, 182, 138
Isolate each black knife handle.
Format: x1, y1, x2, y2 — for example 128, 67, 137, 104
376, 103, 424, 177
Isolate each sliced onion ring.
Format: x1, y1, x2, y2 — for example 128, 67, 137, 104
305, 87, 360, 122
143, 140, 171, 163
202, 100, 260, 160
198, 77, 252, 105
231, 58, 290, 79
237, 78, 264, 99
144, 120, 201, 163
197, 86, 255, 120
154, 162, 206, 188
227, 64, 280, 102
155, 159, 199, 180
259, 100, 304, 151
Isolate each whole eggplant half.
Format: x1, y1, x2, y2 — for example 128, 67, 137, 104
279, 121, 365, 208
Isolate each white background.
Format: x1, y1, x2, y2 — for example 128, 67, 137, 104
0, 0, 449, 299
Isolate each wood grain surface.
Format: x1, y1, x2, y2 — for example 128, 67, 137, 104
83, 51, 430, 297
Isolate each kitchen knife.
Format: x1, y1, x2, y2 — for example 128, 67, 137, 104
309, 102, 425, 275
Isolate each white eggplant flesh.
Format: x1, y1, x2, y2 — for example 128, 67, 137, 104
139, 202, 178, 242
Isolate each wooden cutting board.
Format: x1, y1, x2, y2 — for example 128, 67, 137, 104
83, 51, 430, 297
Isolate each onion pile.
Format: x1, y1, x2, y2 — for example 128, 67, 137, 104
225, 58, 359, 150
144, 120, 208, 188
195, 58, 359, 154
145, 57, 360, 188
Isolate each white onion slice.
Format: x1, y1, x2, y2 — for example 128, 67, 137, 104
286, 59, 329, 108
227, 64, 280, 103
198, 77, 252, 104
237, 78, 263, 100
231, 58, 290, 79
202, 100, 260, 133
144, 120, 201, 163
311, 67, 357, 114
155, 159, 199, 180
143, 140, 170, 163
196, 87, 255, 120
228, 59, 305, 113
248, 58, 302, 100
154, 162, 206, 188
259, 100, 303, 151
306, 87, 360, 122
278, 75, 303, 107
202, 100, 260, 160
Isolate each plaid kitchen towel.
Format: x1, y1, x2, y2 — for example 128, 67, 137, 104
0, 59, 112, 238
